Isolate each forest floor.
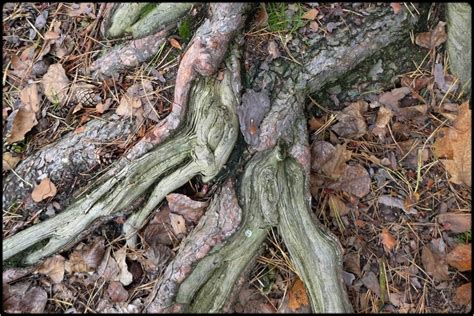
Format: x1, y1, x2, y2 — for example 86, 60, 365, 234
2, 3, 471, 313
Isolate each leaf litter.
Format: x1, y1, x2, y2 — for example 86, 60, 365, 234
2, 3, 471, 314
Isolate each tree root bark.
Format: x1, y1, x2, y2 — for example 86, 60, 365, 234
3, 69, 240, 265
3, 3, 422, 313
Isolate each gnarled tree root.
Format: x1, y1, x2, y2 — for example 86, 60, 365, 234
3, 70, 239, 265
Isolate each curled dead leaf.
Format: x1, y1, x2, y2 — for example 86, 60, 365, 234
328, 194, 349, 217
437, 213, 471, 233
454, 283, 472, 306
302, 8, 319, 20
331, 101, 368, 138
433, 102, 471, 186
3, 152, 21, 171
421, 245, 449, 281
288, 278, 309, 311
169, 213, 186, 236
65, 238, 105, 273
114, 247, 133, 286
415, 21, 447, 50
311, 141, 351, 179
107, 281, 129, 302
20, 84, 41, 112
42, 63, 70, 106
166, 193, 208, 223
446, 244, 471, 272
11, 45, 36, 79
361, 271, 380, 297
36, 255, 65, 284
380, 228, 397, 252
31, 178, 57, 202
6, 107, 38, 144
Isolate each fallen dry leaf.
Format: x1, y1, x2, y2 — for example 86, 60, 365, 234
166, 193, 208, 223
446, 244, 471, 272
3, 152, 21, 171
65, 238, 105, 273
311, 141, 351, 180
328, 194, 349, 217
302, 8, 319, 20
96, 98, 112, 114
372, 106, 393, 139
454, 283, 472, 306
421, 245, 449, 281
267, 40, 281, 60
400, 75, 432, 91
143, 207, 174, 248
361, 271, 381, 298
97, 247, 120, 282
116, 80, 154, 120
308, 116, 325, 132
415, 21, 447, 50
66, 3, 96, 18
309, 21, 319, 32
10, 45, 36, 79
6, 107, 38, 144
20, 84, 41, 112
169, 213, 186, 236
437, 213, 471, 233
42, 63, 70, 106
378, 87, 411, 110
378, 195, 417, 214
36, 255, 65, 284
380, 228, 397, 252
329, 164, 371, 198
390, 3, 402, 14
344, 252, 361, 277
4, 284, 48, 313
114, 247, 133, 286
31, 178, 57, 202
169, 38, 182, 50
331, 100, 368, 138
253, 3, 268, 28
433, 102, 471, 186
287, 278, 310, 311
107, 281, 129, 302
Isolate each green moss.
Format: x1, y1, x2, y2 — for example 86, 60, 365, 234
456, 230, 472, 243
178, 18, 192, 42
267, 3, 307, 34
138, 3, 158, 19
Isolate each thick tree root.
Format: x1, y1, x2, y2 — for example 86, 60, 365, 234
3, 70, 239, 265
2, 114, 138, 213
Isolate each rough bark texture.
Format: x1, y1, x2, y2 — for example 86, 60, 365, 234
90, 28, 170, 78
146, 179, 242, 313
3, 70, 240, 265
3, 3, 423, 314
3, 114, 138, 213
128, 3, 194, 39
447, 3, 471, 95
121, 3, 250, 163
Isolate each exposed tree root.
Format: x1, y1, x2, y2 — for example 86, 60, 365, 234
3, 3, 422, 313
